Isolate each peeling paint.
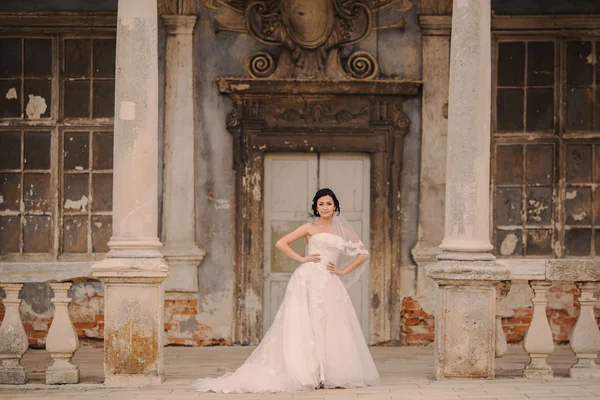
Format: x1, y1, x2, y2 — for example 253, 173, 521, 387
500, 233, 518, 256
215, 199, 231, 210
586, 52, 597, 65
5, 87, 17, 100
75, 166, 84, 171
0, 195, 3, 204
64, 195, 89, 212
25, 95, 47, 119
527, 199, 548, 222
230, 83, 250, 91
572, 211, 587, 221
566, 190, 577, 200
119, 101, 136, 120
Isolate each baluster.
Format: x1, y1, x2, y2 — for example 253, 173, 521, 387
0, 284, 29, 384
569, 282, 600, 378
523, 281, 554, 378
495, 281, 511, 358
46, 282, 80, 384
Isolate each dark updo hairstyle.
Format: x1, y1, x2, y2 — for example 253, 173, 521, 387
311, 188, 340, 217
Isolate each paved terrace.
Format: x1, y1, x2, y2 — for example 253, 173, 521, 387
0, 345, 598, 400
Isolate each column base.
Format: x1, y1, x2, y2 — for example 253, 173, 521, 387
162, 243, 205, 293
569, 358, 600, 379
524, 357, 554, 379
428, 260, 509, 379
46, 364, 79, 385
0, 362, 27, 385
104, 374, 163, 386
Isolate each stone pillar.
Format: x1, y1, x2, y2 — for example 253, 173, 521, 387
411, 16, 451, 315
46, 283, 80, 384
523, 281, 554, 378
427, 0, 509, 379
0, 284, 28, 384
569, 282, 600, 378
92, 0, 168, 386
161, 15, 205, 297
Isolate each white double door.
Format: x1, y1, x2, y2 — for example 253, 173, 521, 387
263, 153, 370, 340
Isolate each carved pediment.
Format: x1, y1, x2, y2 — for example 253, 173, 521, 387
204, 0, 412, 79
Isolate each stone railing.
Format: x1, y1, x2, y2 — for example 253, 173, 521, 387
496, 260, 600, 379
0, 263, 93, 385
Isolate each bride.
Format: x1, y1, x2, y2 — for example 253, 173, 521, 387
192, 188, 380, 393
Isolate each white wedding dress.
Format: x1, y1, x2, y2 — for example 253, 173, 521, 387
191, 232, 380, 393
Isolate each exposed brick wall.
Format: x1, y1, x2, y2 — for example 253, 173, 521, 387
400, 297, 435, 345
164, 298, 230, 346
401, 283, 595, 346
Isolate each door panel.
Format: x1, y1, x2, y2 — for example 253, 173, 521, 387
263, 153, 370, 339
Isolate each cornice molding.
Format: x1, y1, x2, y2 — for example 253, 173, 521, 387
0, 12, 116, 28
162, 14, 197, 35
420, 14, 600, 36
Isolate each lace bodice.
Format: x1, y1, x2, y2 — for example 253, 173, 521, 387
307, 232, 346, 267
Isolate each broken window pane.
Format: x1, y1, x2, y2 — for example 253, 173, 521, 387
566, 144, 593, 183
496, 187, 523, 225
23, 173, 51, 213
24, 39, 52, 77
0, 216, 20, 253
497, 42, 525, 86
0, 80, 22, 118
91, 173, 112, 212
566, 41, 593, 87
62, 215, 88, 253
0, 38, 22, 77
63, 173, 89, 213
526, 187, 552, 225
93, 39, 116, 78
91, 215, 111, 253
64, 39, 91, 78
0, 173, 21, 211
497, 88, 524, 132
567, 88, 593, 132
24, 132, 51, 170
565, 187, 592, 225
496, 229, 523, 257
526, 88, 554, 132
63, 132, 89, 171
64, 80, 91, 118
565, 228, 592, 256
0, 132, 21, 169
526, 145, 554, 185
24, 79, 51, 119
93, 80, 114, 118
23, 215, 51, 253
92, 132, 113, 170
496, 145, 523, 185
527, 41, 554, 86
526, 229, 553, 256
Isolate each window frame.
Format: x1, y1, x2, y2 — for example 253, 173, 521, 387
0, 14, 116, 264
492, 29, 600, 259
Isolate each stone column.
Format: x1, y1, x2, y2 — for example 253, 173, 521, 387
569, 282, 600, 378
0, 284, 28, 384
46, 283, 80, 384
92, 0, 168, 386
161, 15, 205, 297
411, 16, 451, 315
427, 0, 509, 379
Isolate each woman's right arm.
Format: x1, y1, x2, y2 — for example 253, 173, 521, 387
275, 223, 320, 263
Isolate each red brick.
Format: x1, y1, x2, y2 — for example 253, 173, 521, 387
506, 333, 523, 343
31, 330, 47, 339
74, 322, 97, 329
405, 318, 420, 326
95, 315, 104, 322
513, 325, 529, 334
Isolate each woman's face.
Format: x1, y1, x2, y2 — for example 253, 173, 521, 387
316, 195, 335, 218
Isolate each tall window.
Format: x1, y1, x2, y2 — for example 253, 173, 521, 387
493, 38, 600, 258
0, 33, 115, 259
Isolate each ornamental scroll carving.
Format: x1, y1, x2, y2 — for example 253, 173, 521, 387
204, 0, 412, 79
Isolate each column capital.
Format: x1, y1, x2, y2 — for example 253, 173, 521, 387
162, 14, 197, 35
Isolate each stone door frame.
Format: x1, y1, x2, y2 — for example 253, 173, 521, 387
217, 79, 421, 345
